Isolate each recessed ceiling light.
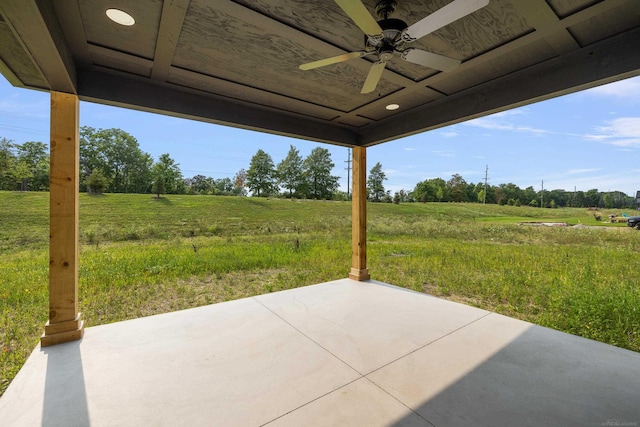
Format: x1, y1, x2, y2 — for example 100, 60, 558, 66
106, 9, 135, 26
386, 104, 400, 111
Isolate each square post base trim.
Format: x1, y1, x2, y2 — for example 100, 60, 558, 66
349, 268, 370, 281
41, 313, 84, 347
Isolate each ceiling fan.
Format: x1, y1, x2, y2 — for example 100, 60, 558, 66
299, 0, 489, 94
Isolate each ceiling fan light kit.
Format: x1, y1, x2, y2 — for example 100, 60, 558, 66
299, 0, 490, 94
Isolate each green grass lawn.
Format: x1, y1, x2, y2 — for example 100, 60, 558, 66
1, 191, 639, 396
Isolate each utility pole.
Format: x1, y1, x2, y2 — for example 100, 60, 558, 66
483, 164, 489, 204
345, 147, 352, 200
541, 180, 544, 208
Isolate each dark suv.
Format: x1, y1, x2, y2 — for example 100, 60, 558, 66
627, 216, 640, 229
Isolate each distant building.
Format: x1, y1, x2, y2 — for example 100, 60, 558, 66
637, 191, 640, 210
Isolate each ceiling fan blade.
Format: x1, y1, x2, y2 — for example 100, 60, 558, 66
401, 48, 461, 72
361, 61, 386, 94
334, 0, 383, 36
403, 0, 489, 41
300, 51, 367, 70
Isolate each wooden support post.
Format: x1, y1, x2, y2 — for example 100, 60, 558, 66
349, 146, 370, 281
41, 91, 84, 347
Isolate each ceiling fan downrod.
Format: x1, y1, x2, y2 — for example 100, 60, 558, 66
375, 0, 397, 20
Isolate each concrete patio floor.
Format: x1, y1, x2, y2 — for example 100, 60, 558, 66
1, 278, 639, 426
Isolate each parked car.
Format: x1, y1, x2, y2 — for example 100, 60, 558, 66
627, 216, 640, 229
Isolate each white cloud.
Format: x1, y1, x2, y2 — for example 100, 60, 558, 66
431, 150, 455, 157
585, 117, 640, 147
586, 78, 640, 99
463, 111, 551, 136
439, 131, 459, 138
567, 168, 600, 175
403, 147, 417, 151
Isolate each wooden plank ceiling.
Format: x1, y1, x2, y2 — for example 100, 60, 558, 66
0, 0, 639, 146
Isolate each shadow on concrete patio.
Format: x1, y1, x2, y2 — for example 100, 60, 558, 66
42, 341, 90, 427
383, 317, 640, 426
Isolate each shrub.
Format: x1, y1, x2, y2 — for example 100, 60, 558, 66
86, 169, 108, 195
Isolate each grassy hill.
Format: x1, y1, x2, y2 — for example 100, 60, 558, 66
1, 191, 639, 395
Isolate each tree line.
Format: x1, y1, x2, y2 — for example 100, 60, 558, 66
0, 138, 49, 191
0, 127, 636, 208
411, 174, 637, 209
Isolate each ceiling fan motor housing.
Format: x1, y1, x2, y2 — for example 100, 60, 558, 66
365, 18, 408, 54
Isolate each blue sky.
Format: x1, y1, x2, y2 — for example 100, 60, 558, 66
1, 75, 639, 196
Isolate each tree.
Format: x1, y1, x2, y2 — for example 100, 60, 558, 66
302, 147, 339, 199
412, 177, 447, 202
246, 149, 277, 197
585, 189, 601, 208
12, 161, 32, 192
367, 162, 387, 202
152, 175, 166, 198
0, 138, 17, 190
233, 168, 247, 196
151, 153, 183, 194
14, 141, 49, 191
80, 126, 153, 193
85, 169, 108, 194
127, 152, 153, 194
447, 174, 468, 202
215, 177, 234, 195
187, 174, 214, 194
277, 145, 304, 198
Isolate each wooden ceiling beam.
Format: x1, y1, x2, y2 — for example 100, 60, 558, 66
76, 69, 359, 146
0, 0, 76, 92
151, 0, 190, 82
52, 0, 91, 68
511, 0, 579, 54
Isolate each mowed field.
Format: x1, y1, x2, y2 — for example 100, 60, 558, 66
1, 191, 639, 396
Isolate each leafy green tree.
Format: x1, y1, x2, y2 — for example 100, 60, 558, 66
127, 152, 153, 194
570, 191, 585, 208
0, 138, 17, 190
585, 189, 601, 208
277, 145, 304, 198
215, 177, 234, 195
233, 168, 247, 196
12, 160, 32, 192
447, 174, 468, 202
523, 186, 537, 207
186, 174, 214, 194
246, 149, 277, 197
302, 147, 339, 200
412, 177, 447, 202
152, 175, 166, 198
367, 162, 387, 202
85, 169, 108, 194
15, 141, 49, 191
151, 153, 183, 194
80, 126, 153, 193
